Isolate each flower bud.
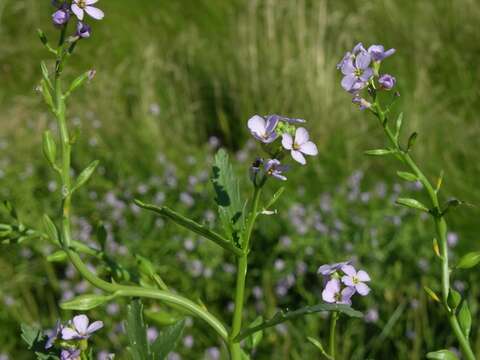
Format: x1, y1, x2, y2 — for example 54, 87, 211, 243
378, 74, 396, 90
52, 9, 70, 26
76, 22, 92, 39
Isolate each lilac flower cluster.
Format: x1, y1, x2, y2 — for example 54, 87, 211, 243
318, 262, 371, 305
247, 114, 318, 183
51, 0, 104, 39
337, 43, 396, 110
45, 315, 103, 359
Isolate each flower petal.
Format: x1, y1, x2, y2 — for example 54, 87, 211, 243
317, 264, 332, 276
341, 275, 354, 287
356, 282, 370, 296
281, 133, 293, 150
61, 327, 79, 340
322, 288, 335, 303
294, 127, 309, 145
341, 58, 355, 76
355, 51, 371, 70
248, 115, 266, 136
341, 75, 356, 91
71, 4, 84, 20
341, 264, 356, 277
357, 270, 371, 282
86, 320, 104, 334
73, 314, 89, 334
340, 286, 356, 304
291, 150, 306, 165
325, 279, 340, 293
360, 67, 373, 82
265, 115, 280, 133
85, 6, 104, 20
85, 0, 99, 4
299, 141, 318, 156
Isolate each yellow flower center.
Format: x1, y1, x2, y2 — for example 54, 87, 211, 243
78, 0, 87, 8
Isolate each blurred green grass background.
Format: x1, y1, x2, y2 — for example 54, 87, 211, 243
1, 0, 480, 359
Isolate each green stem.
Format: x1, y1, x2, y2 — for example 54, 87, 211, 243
50, 42, 229, 345
329, 312, 338, 359
229, 186, 262, 359
375, 106, 476, 360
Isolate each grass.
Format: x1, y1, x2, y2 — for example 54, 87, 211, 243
1, 0, 480, 358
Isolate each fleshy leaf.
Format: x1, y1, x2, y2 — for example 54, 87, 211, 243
60, 293, 115, 311
426, 349, 459, 360
126, 299, 151, 360
364, 149, 395, 156
396, 198, 429, 212
396, 171, 418, 182
72, 160, 99, 193
151, 320, 186, 359
245, 316, 264, 350
211, 149, 244, 244
234, 304, 362, 342
458, 301, 472, 339
456, 252, 480, 269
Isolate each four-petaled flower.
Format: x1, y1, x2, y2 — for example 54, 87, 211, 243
340, 49, 373, 93
61, 314, 104, 340
265, 159, 288, 181
341, 264, 371, 296
61, 349, 81, 360
322, 279, 355, 305
317, 261, 350, 276
71, 0, 104, 21
378, 74, 396, 90
248, 115, 279, 143
281, 127, 318, 165
368, 44, 395, 62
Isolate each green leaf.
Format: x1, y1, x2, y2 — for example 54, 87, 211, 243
60, 293, 115, 311
151, 320, 185, 359
458, 301, 472, 339
234, 304, 362, 342
42, 130, 57, 169
407, 132, 418, 151
3, 200, 18, 220
396, 171, 418, 182
426, 349, 459, 360
394, 112, 404, 141
211, 149, 244, 243
447, 288, 461, 310
40, 62, 52, 90
40, 79, 54, 109
265, 187, 285, 210
307, 337, 332, 359
126, 299, 151, 360
43, 214, 60, 245
145, 309, 181, 327
72, 160, 99, 192
96, 221, 108, 251
21, 323, 42, 349
37, 29, 48, 45
396, 198, 429, 212
364, 149, 394, 156
245, 316, 264, 350
424, 286, 440, 302
67, 71, 90, 95
456, 252, 480, 269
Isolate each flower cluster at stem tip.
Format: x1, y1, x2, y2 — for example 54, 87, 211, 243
45, 314, 103, 360
247, 114, 318, 185
337, 43, 396, 110
52, 0, 104, 39
318, 261, 371, 305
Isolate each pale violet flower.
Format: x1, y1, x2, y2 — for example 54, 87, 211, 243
341, 264, 371, 296
281, 127, 318, 165
247, 115, 279, 143
378, 74, 396, 90
61, 314, 103, 340
265, 159, 288, 181
71, 0, 104, 21
340, 49, 373, 93
368, 44, 395, 61
322, 279, 355, 305
61, 349, 81, 360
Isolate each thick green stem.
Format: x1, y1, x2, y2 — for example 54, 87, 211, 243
229, 186, 262, 359
329, 312, 339, 359
375, 107, 476, 360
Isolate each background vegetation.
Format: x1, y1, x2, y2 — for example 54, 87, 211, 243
1, 0, 479, 358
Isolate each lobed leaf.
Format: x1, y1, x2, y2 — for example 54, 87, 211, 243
151, 320, 186, 359
126, 299, 151, 360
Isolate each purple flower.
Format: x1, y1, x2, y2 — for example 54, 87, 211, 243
264, 159, 288, 181
71, 0, 104, 21
340, 48, 373, 93
52, 8, 70, 26
76, 22, 92, 38
322, 279, 355, 305
281, 127, 318, 165
317, 261, 350, 276
378, 74, 396, 90
352, 95, 372, 110
247, 115, 279, 143
61, 349, 81, 360
368, 44, 395, 61
45, 321, 63, 349
341, 265, 371, 296
61, 315, 103, 340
